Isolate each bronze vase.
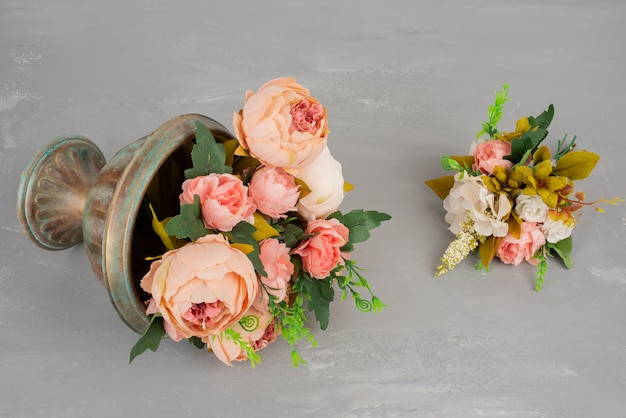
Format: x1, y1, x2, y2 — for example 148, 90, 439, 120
17, 114, 235, 334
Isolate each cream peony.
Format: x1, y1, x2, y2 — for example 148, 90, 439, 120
294, 146, 345, 221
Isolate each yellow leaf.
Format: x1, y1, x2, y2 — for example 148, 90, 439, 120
424, 176, 455, 200
222, 139, 240, 167
252, 212, 280, 242
507, 212, 522, 239
516, 117, 531, 133
148, 203, 185, 250
234, 144, 250, 157
479, 236, 501, 267
554, 150, 600, 180
293, 177, 312, 199
533, 145, 551, 165
231, 243, 255, 254
595, 206, 606, 213
343, 182, 354, 193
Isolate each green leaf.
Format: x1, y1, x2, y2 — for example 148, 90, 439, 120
329, 209, 391, 252
188, 336, 205, 349
547, 237, 573, 268
129, 315, 166, 363
227, 221, 267, 277
184, 122, 232, 179
282, 223, 306, 248
505, 128, 547, 164
164, 194, 209, 241
527, 104, 554, 130
298, 275, 334, 330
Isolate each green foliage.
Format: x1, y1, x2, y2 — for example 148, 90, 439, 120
554, 134, 577, 161
505, 105, 554, 165
329, 209, 391, 252
129, 315, 166, 363
295, 273, 335, 330
188, 336, 205, 349
267, 292, 318, 368
184, 122, 232, 179
223, 328, 262, 368
335, 258, 385, 312
282, 223, 306, 248
476, 84, 510, 138
441, 156, 464, 172
547, 236, 573, 269
534, 250, 548, 291
226, 221, 267, 277
165, 194, 209, 241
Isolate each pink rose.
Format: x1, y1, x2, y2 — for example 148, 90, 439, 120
180, 173, 256, 232
232, 77, 329, 169
140, 234, 259, 342
248, 166, 300, 219
473, 139, 514, 175
292, 218, 350, 279
496, 222, 546, 266
207, 295, 281, 366
258, 238, 294, 301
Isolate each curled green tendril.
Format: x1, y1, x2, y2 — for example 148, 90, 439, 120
355, 298, 373, 313
239, 315, 260, 332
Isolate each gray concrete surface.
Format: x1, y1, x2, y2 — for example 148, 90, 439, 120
1, 1, 625, 417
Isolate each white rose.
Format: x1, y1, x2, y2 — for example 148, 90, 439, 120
541, 215, 575, 243
515, 194, 549, 223
294, 146, 345, 221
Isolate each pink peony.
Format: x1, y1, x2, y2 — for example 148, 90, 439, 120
292, 218, 350, 279
232, 77, 329, 169
140, 234, 259, 342
473, 139, 514, 175
248, 166, 300, 218
207, 294, 281, 366
496, 222, 546, 266
257, 238, 294, 301
180, 173, 256, 232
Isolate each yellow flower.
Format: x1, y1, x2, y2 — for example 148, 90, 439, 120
495, 117, 531, 142
512, 161, 568, 208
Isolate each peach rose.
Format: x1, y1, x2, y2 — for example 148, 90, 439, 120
258, 238, 294, 301
473, 139, 514, 175
292, 218, 350, 279
248, 166, 300, 219
496, 222, 546, 266
180, 173, 256, 232
233, 77, 329, 169
140, 234, 259, 342
207, 295, 281, 366
295, 146, 345, 221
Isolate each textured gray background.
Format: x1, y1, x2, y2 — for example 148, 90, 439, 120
2, 1, 625, 417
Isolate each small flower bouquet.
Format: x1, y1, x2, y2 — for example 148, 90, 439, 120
426, 85, 621, 290
130, 78, 390, 366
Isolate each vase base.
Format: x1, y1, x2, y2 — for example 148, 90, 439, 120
17, 135, 106, 250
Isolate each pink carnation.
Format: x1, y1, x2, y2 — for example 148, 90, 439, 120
248, 166, 300, 219
179, 173, 256, 232
292, 218, 349, 279
473, 139, 514, 175
496, 222, 546, 266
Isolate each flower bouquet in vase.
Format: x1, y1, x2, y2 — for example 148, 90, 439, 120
426, 85, 621, 290
17, 78, 390, 367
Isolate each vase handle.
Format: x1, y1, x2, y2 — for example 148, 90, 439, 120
17, 135, 106, 250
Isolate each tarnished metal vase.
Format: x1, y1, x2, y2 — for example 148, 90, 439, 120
17, 114, 235, 334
